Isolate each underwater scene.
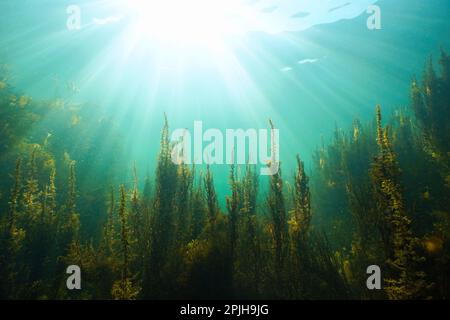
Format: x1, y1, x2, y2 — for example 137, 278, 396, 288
0, 0, 449, 300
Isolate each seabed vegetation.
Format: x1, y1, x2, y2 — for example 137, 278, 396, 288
0, 51, 449, 300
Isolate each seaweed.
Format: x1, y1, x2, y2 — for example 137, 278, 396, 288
0, 52, 448, 300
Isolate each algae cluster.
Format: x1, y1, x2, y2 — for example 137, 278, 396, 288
0, 51, 449, 300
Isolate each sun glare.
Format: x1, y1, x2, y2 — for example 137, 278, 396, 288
124, 0, 248, 46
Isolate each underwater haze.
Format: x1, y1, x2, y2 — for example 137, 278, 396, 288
0, 0, 449, 300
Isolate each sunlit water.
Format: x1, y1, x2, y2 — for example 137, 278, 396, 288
1, 0, 449, 197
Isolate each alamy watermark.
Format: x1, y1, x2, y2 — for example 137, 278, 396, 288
65, 4, 382, 31
66, 5, 81, 30
66, 265, 81, 290
367, 5, 382, 30
366, 265, 382, 290
65, 263, 382, 290
170, 121, 280, 176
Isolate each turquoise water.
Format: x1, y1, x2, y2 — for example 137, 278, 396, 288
2, 0, 449, 194
1, 0, 450, 300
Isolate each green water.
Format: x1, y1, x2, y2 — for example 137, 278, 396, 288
2, 0, 448, 188
0, 0, 449, 300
